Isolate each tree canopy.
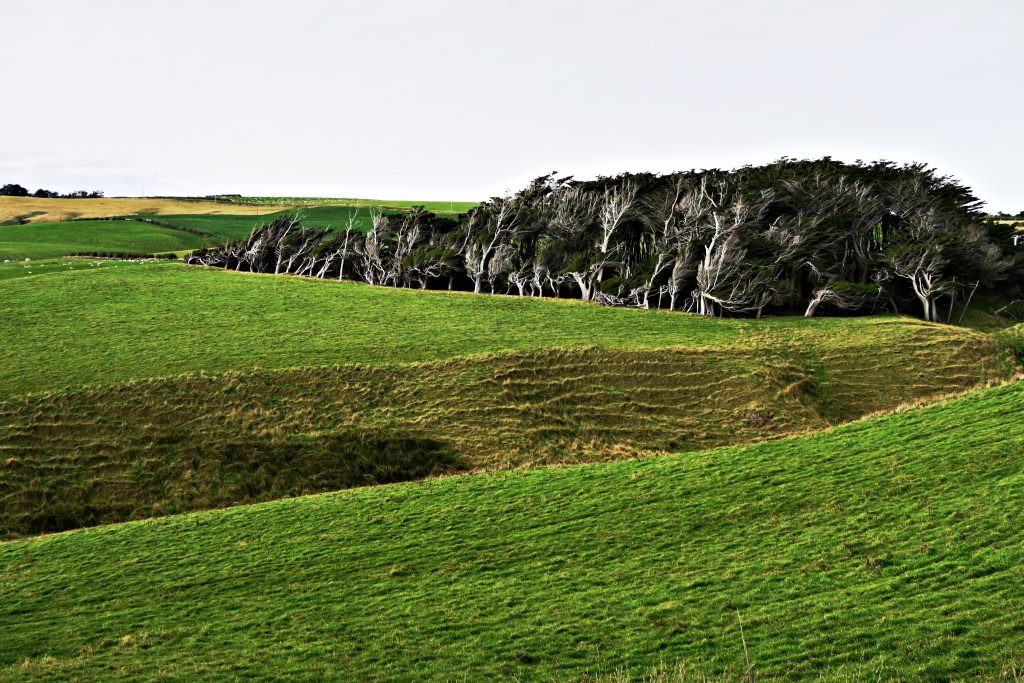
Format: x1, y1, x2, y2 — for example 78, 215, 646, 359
0, 184, 103, 198
187, 158, 1020, 322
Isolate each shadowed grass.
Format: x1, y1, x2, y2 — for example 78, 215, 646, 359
1, 381, 1022, 680
0, 333, 1012, 539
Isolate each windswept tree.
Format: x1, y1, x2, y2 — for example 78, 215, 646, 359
185, 158, 1014, 322
883, 206, 1007, 322
460, 197, 521, 294
683, 177, 776, 316
804, 280, 884, 317
595, 179, 639, 283
357, 210, 390, 286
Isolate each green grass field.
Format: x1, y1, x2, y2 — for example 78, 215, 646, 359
1, 216, 1021, 680
0, 258, 160, 282
0, 201, 464, 262
1, 335, 1010, 538
0, 220, 208, 261
1, 264, 1012, 401
2, 380, 1021, 680
0, 263, 1014, 539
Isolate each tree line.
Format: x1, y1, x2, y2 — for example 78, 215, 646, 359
0, 183, 104, 198
186, 158, 1022, 321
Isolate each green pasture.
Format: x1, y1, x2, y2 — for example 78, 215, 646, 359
0, 220, 207, 261
2, 381, 1022, 680
2, 264, 1008, 401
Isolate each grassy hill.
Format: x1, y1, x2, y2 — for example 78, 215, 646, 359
0, 196, 473, 230
0, 220, 209, 261
0, 258, 159, 283
0, 202, 463, 262
1, 264, 1013, 400
0, 264, 1015, 538
2, 380, 1021, 680
1, 335, 1010, 538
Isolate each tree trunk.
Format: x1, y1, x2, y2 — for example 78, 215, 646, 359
805, 296, 822, 317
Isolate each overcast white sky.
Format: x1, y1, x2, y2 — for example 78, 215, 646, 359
2, 0, 1021, 210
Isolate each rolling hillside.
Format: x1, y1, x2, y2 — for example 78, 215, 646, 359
208, 195, 478, 214
0, 334, 1013, 539
1, 264, 1014, 400
0, 263, 1016, 538
2, 380, 1021, 680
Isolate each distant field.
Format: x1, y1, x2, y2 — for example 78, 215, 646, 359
3, 380, 1021, 680
3, 264, 1014, 401
149, 205, 391, 241
0, 220, 209, 261
0, 196, 475, 227
209, 195, 478, 214
0, 197, 291, 225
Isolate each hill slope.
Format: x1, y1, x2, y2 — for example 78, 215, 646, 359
0, 335, 1012, 538
2, 381, 1022, 680
0, 264, 1014, 400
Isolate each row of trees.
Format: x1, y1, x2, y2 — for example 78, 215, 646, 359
0, 183, 104, 198
186, 159, 1021, 321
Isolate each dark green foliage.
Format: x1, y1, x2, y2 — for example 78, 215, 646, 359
1, 184, 102, 198
187, 159, 1012, 321
0, 183, 29, 197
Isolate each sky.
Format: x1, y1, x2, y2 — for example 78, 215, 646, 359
2, 0, 1022, 211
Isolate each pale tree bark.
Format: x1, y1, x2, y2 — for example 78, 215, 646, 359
804, 282, 882, 317
357, 210, 389, 286
336, 212, 358, 280
685, 179, 775, 316
595, 179, 639, 282
461, 199, 520, 294
888, 248, 948, 322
